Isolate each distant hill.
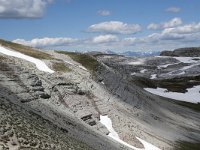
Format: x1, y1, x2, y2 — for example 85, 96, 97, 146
120, 51, 160, 57
160, 47, 200, 57
104, 50, 160, 57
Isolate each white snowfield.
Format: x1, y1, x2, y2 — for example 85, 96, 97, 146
100, 115, 161, 150
129, 61, 143, 65
150, 74, 157, 79
0, 46, 54, 73
128, 59, 144, 65
144, 85, 200, 104
175, 57, 200, 72
131, 72, 137, 76
140, 69, 147, 73
157, 62, 180, 69
174, 57, 199, 64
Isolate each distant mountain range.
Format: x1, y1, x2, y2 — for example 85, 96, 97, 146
104, 50, 160, 57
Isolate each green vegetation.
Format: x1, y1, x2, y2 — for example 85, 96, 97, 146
155, 76, 200, 93
56, 51, 101, 72
52, 62, 71, 72
0, 39, 53, 60
175, 141, 200, 150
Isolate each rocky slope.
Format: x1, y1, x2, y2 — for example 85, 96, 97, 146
0, 39, 200, 150
95, 54, 200, 149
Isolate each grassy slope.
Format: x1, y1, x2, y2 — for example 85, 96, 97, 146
0, 39, 53, 60
52, 62, 71, 72
56, 51, 101, 72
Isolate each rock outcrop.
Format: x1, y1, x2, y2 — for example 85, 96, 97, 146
160, 47, 200, 57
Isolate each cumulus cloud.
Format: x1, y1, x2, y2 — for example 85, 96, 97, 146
87, 21, 142, 34
166, 7, 181, 13
0, 0, 52, 18
122, 22, 200, 50
163, 22, 200, 34
13, 37, 78, 47
97, 10, 111, 16
147, 18, 182, 30
12, 21, 200, 52
92, 35, 118, 44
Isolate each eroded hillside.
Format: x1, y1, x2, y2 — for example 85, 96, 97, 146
0, 39, 200, 150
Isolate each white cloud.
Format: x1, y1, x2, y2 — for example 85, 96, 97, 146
147, 23, 160, 30
13, 37, 78, 47
87, 21, 142, 34
97, 10, 111, 16
0, 0, 52, 18
12, 21, 200, 52
147, 18, 182, 30
166, 7, 181, 13
163, 18, 182, 28
92, 35, 118, 44
163, 22, 200, 34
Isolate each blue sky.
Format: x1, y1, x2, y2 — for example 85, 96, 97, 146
0, 0, 200, 52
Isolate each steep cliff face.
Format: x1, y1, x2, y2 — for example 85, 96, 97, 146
0, 40, 200, 150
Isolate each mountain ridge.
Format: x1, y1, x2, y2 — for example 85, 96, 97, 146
0, 39, 200, 150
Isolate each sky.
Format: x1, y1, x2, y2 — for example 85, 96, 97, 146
0, 0, 200, 52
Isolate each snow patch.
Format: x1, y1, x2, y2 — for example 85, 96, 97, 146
144, 86, 200, 103
140, 69, 147, 73
136, 137, 161, 150
157, 62, 180, 69
131, 72, 137, 76
150, 74, 157, 79
128, 59, 144, 65
100, 115, 161, 150
128, 61, 143, 65
174, 57, 199, 64
0, 46, 54, 73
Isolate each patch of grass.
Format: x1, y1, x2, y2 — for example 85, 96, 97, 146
155, 75, 200, 93
0, 39, 53, 60
175, 141, 200, 150
56, 51, 101, 72
52, 62, 71, 72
